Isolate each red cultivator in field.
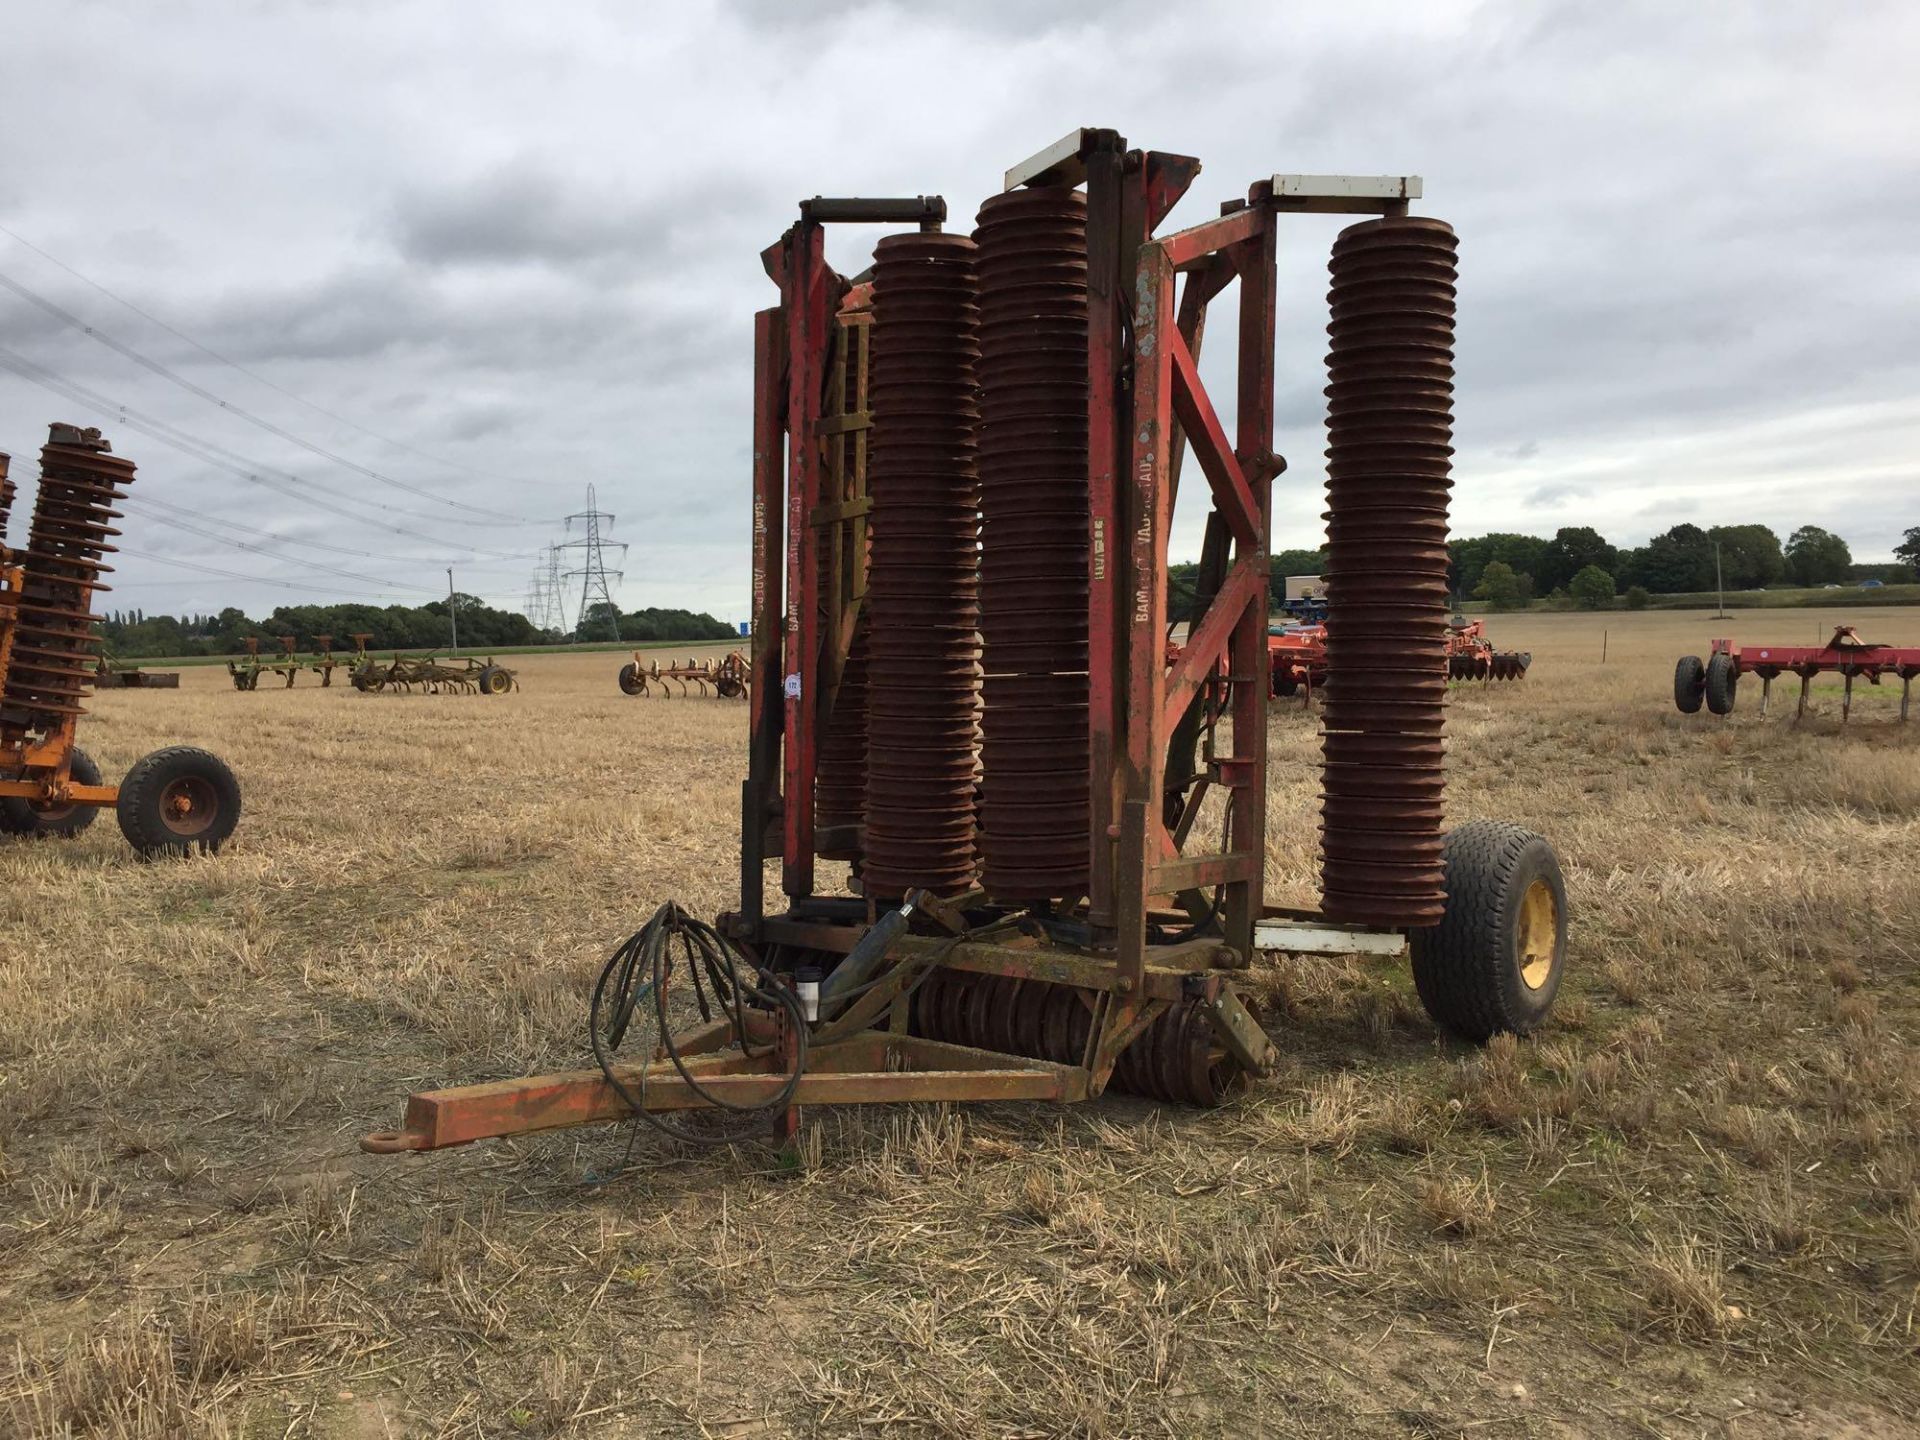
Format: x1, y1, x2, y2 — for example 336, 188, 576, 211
1446, 618, 1529, 681
1676, 626, 1920, 722
1268, 623, 1327, 699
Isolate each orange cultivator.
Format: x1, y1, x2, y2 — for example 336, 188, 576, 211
1, 426, 241, 855
617, 650, 750, 698
1268, 622, 1328, 700
1446, 617, 1530, 681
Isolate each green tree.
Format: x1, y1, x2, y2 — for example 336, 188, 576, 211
1784, 525, 1852, 586
576, 600, 624, 642
1706, 524, 1785, 589
1538, 527, 1617, 592
1621, 523, 1713, 593
1893, 526, 1920, 574
1624, 585, 1650, 610
1473, 560, 1523, 610
1568, 564, 1615, 609
1449, 533, 1547, 597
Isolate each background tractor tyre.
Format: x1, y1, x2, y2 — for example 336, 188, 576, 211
1410, 820, 1568, 1043
1705, 651, 1738, 715
116, 746, 242, 859
618, 662, 644, 695
0, 748, 104, 838
1674, 655, 1706, 713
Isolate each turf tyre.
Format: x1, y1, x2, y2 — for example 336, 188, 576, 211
1674, 655, 1705, 713
116, 746, 241, 858
1705, 651, 1737, 715
1410, 820, 1568, 1042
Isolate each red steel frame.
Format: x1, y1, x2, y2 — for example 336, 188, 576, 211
358, 133, 1440, 1154
742, 137, 1284, 968
1711, 628, 1920, 720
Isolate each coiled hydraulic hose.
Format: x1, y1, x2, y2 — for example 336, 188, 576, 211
589, 901, 807, 1144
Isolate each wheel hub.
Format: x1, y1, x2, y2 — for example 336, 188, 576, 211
160, 775, 218, 836
1518, 878, 1559, 989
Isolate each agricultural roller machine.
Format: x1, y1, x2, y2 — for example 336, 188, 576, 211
617, 650, 751, 698
1676, 626, 1920, 721
1446, 616, 1530, 681
362, 130, 1569, 1157
0, 426, 241, 854
351, 652, 517, 695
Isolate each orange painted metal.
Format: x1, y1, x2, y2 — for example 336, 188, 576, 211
0, 427, 129, 814
360, 1031, 1085, 1152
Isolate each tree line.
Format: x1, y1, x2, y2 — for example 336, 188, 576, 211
1165, 525, 1918, 620
96, 595, 736, 659
1451, 523, 1915, 610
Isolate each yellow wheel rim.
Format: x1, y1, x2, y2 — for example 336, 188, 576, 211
1518, 878, 1559, 990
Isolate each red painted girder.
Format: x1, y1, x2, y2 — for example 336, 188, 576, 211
1156, 204, 1266, 269
1167, 326, 1261, 548
1159, 554, 1265, 740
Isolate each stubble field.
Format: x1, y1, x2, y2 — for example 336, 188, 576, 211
2, 608, 1917, 1438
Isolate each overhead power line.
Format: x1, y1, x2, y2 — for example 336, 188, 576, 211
0, 220, 524, 489
0, 346, 533, 541
112, 547, 524, 603
0, 266, 539, 524
122, 493, 530, 567
125, 506, 460, 593
114, 546, 439, 598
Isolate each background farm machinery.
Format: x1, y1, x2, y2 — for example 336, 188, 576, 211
1677, 625, 1919, 721
94, 648, 179, 689
1194, 612, 1526, 705
363, 130, 1569, 1158
227, 635, 336, 690
223, 632, 518, 694
351, 652, 517, 695
1446, 616, 1530, 681
1, 427, 241, 854
1267, 622, 1328, 699
618, 650, 750, 698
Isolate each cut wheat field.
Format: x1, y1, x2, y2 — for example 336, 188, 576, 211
2, 608, 1916, 1439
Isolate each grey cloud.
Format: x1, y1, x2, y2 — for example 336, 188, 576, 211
1527, 481, 1588, 506
2, 0, 1918, 624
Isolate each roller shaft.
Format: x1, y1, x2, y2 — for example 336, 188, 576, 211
909, 969, 1246, 1108
972, 187, 1092, 901
1318, 218, 1457, 927
1, 425, 133, 735
863, 232, 982, 898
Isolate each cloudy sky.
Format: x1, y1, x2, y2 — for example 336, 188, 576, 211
1, 0, 1915, 625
